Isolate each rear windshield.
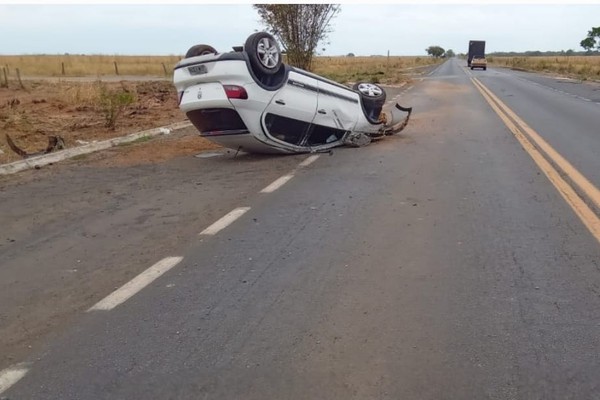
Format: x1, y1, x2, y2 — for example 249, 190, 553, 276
186, 108, 248, 135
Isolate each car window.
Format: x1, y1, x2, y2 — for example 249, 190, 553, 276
305, 124, 345, 146
264, 113, 310, 145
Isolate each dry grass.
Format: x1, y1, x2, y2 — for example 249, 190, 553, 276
0, 54, 441, 84
312, 56, 442, 84
0, 54, 439, 163
0, 55, 181, 77
487, 56, 600, 81
0, 80, 181, 164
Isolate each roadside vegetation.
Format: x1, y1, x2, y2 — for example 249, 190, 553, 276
0, 55, 180, 77
0, 79, 180, 164
481, 26, 600, 81
0, 54, 441, 85
97, 83, 136, 129
312, 56, 442, 84
254, 4, 340, 71
0, 53, 438, 164
486, 56, 600, 81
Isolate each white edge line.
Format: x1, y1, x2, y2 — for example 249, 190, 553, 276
260, 174, 294, 193
0, 364, 29, 395
199, 207, 251, 235
298, 154, 320, 168
88, 256, 183, 311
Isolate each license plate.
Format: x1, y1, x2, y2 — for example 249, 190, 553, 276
188, 64, 207, 75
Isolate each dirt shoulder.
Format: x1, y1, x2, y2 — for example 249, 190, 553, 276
0, 79, 218, 165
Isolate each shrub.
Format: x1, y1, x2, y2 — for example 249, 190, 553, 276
97, 83, 135, 129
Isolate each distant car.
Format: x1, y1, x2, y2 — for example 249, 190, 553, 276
173, 32, 412, 154
470, 56, 487, 71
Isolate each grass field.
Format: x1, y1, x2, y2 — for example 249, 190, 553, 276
0, 55, 181, 78
3, 54, 599, 84
311, 56, 442, 84
487, 56, 600, 80
0, 54, 441, 84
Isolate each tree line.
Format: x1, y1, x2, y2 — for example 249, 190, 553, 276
425, 27, 600, 59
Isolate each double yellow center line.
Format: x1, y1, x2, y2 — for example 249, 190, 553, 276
471, 77, 600, 244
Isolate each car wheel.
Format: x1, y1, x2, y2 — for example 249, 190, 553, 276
185, 44, 217, 58
353, 82, 386, 121
484, 67, 487, 71
353, 82, 386, 106
244, 32, 282, 76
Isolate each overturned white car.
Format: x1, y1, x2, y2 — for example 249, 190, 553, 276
173, 32, 412, 154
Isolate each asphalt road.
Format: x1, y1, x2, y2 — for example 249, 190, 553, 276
2, 58, 600, 399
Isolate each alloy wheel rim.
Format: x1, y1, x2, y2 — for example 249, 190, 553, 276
257, 37, 279, 69
357, 83, 383, 97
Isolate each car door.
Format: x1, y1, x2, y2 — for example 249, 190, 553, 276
261, 71, 318, 146
307, 80, 359, 147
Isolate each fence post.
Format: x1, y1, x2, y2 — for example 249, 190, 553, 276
62, 62, 65, 75
1, 67, 8, 88
16, 68, 25, 89
387, 50, 390, 72
114, 61, 119, 75
162, 63, 168, 76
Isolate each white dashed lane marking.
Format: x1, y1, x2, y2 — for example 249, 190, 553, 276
261, 174, 294, 193
0, 153, 326, 390
299, 155, 320, 168
199, 207, 251, 236
88, 256, 184, 311
0, 364, 29, 395
260, 154, 321, 194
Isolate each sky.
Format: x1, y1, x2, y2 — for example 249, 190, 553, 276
0, 2, 599, 56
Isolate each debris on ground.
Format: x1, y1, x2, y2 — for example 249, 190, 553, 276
343, 132, 372, 147
0, 80, 186, 164
6, 133, 65, 158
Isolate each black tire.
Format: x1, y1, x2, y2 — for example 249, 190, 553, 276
484, 67, 487, 71
353, 82, 386, 106
244, 32, 282, 76
353, 82, 386, 121
470, 66, 474, 70
185, 44, 217, 58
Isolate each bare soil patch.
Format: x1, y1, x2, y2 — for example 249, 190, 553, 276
0, 79, 218, 165
82, 127, 223, 168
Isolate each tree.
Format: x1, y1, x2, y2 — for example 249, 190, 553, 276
580, 27, 600, 52
253, 4, 341, 71
426, 45, 445, 58
346, 52, 355, 57
445, 49, 455, 58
